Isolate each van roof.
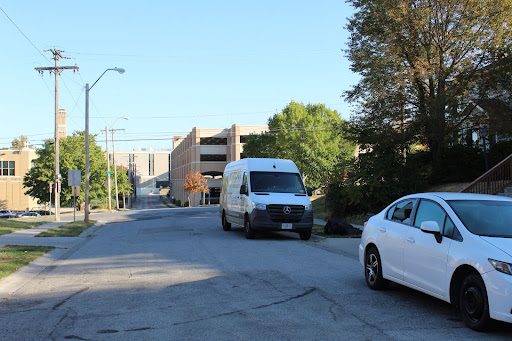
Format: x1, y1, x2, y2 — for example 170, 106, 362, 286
224, 158, 300, 173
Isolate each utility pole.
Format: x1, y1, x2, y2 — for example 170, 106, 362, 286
35, 49, 78, 222
110, 128, 125, 209
102, 126, 112, 211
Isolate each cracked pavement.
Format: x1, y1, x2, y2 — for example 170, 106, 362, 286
1, 196, 511, 340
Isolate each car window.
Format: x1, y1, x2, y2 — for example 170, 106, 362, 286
386, 199, 415, 224
414, 199, 455, 238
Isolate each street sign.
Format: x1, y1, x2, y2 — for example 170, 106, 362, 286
68, 170, 81, 187
72, 186, 80, 196
106, 171, 113, 175
57, 180, 61, 193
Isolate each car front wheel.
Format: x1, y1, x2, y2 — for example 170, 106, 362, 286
365, 247, 389, 290
459, 273, 491, 331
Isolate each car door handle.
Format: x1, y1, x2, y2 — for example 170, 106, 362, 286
379, 226, 386, 232
406, 236, 415, 243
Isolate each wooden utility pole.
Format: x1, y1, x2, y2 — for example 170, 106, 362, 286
110, 128, 125, 209
101, 126, 112, 211
35, 49, 78, 222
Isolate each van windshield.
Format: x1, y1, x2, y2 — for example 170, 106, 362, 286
250, 172, 306, 194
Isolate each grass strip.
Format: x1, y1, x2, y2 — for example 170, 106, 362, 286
36, 220, 96, 237
0, 245, 55, 280
0, 220, 47, 236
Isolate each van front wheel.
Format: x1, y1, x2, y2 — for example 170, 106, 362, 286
299, 230, 311, 240
222, 212, 231, 231
244, 217, 255, 239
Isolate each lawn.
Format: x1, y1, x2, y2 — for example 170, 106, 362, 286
0, 245, 55, 280
36, 220, 96, 237
0, 220, 47, 236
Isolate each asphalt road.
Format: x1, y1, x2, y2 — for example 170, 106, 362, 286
1, 196, 511, 340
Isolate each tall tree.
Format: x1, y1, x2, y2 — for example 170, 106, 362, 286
23, 132, 130, 206
243, 101, 355, 188
346, 0, 512, 179
11, 136, 28, 151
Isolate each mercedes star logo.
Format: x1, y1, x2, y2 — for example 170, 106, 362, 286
283, 206, 292, 214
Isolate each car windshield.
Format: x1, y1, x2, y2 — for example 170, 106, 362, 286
448, 200, 512, 237
250, 171, 305, 194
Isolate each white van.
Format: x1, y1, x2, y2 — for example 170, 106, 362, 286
219, 158, 313, 240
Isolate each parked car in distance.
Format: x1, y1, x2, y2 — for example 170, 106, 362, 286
219, 158, 313, 240
359, 192, 512, 331
19, 212, 41, 218
0, 210, 19, 219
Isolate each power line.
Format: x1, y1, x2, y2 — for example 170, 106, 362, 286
0, 6, 51, 65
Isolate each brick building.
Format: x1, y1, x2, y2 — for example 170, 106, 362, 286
0, 148, 38, 211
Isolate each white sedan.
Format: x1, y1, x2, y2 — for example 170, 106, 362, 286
359, 192, 512, 331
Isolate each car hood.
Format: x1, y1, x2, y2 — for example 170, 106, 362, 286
480, 236, 512, 257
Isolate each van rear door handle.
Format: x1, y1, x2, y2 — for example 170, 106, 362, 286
379, 226, 386, 232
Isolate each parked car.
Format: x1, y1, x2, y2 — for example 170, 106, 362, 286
359, 192, 512, 331
219, 158, 313, 240
0, 210, 19, 219
19, 212, 41, 218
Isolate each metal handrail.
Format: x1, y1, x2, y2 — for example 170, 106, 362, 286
459, 153, 512, 195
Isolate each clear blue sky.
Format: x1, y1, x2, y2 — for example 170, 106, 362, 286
0, 0, 358, 151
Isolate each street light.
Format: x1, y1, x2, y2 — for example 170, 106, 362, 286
85, 68, 125, 223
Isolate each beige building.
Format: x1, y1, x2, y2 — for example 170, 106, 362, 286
0, 148, 38, 211
171, 124, 268, 206
110, 149, 171, 195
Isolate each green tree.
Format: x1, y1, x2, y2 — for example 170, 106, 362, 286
244, 101, 355, 188
11, 136, 28, 151
23, 132, 131, 207
345, 0, 512, 179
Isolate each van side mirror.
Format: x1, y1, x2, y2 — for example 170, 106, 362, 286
240, 184, 248, 195
306, 187, 313, 197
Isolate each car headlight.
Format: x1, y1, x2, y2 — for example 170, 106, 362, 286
304, 204, 312, 210
252, 202, 267, 210
489, 259, 512, 276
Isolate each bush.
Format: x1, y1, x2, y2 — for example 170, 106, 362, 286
440, 145, 485, 182
489, 140, 512, 167
327, 150, 428, 216
176, 199, 181, 207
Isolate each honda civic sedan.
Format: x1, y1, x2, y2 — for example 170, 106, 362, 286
359, 192, 512, 331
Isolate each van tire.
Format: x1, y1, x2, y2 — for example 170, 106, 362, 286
299, 230, 311, 240
244, 217, 255, 239
222, 212, 231, 231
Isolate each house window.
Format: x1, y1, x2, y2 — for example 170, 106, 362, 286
0, 161, 15, 176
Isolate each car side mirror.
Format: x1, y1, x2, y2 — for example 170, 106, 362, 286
420, 221, 442, 243
306, 187, 313, 197
240, 184, 248, 195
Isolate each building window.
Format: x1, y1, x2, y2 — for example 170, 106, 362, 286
240, 153, 246, 159
240, 135, 248, 143
1, 161, 15, 176
200, 154, 227, 162
200, 137, 227, 145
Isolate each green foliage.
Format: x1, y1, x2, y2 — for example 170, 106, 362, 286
11, 135, 28, 151
345, 0, 512, 179
23, 132, 131, 206
327, 149, 429, 216
0, 245, 55, 279
489, 140, 512, 167
243, 101, 355, 188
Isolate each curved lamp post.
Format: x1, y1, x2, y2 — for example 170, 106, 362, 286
85, 68, 125, 223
